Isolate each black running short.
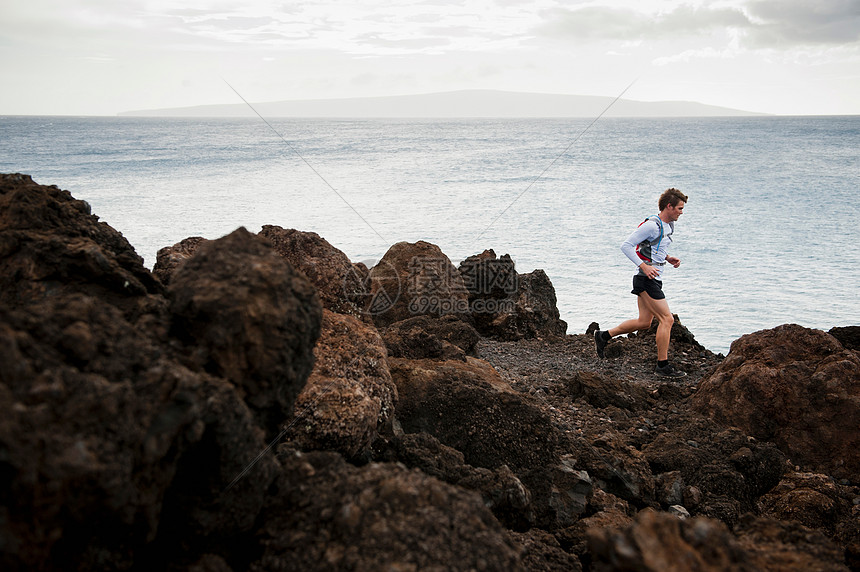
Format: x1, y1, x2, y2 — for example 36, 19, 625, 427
631, 275, 665, 300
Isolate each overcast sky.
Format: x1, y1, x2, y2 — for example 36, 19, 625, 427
3, 0, 859, 116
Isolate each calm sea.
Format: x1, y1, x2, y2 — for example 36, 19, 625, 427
2, 115, 858, 354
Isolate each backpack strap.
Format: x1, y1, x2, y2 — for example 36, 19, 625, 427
635, 215, 664, 263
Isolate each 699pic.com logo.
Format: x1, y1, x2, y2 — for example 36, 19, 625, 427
342, 254, 520, 319
342, 258, 402, 317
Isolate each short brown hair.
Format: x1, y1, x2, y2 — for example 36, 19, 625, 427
659, 188, 688, 211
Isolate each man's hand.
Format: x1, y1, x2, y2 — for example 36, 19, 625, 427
639, 263, 660, 279
665, 256, 681, 268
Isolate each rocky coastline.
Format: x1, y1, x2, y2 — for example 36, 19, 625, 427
1, 173, 858, 571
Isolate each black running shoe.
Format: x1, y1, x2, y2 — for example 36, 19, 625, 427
655, 362, 687, 378
594, 330, 608, 358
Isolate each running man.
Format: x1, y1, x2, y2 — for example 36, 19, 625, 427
594, 188, 688, 377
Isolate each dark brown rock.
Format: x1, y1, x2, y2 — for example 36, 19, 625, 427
389, 355, 591, 529
0, 177, 308, 569
510, 528, 584, 571
692, 324, 860, 480
829, 326, 860, 351
258, 225, 366, 318
642, 421, 787, 524
734, 514, 851, 572
381, 313, 480, 361
459, 249, 567, 340
512, 269, 568, 339
7, 173, 858, 571
285, 309, 395, 460
558, 489, 635, 560
459, 249, 519, 333
564, 370, 653, 411
759, 472, 860, 549
587, 509, 755, 571
167, 227, 323, 434
367, 240, 470, 328
0, 173, 162, 311
252, 449, 525, 571
390, 356, 558, 471
570, 429, 656, 508
152, 236, 207, 285
373, 431, 535, 530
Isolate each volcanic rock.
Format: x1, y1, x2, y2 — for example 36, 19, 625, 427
373, 431, 535, 530
587, 508, 754, 571
563, 370, 653, 411
0, 173, 162, 311
285, 309, 395, 461
388, 355, 592, 529
511, 269, 568, 339
0, 177, 315, 569
7, 173, 860, 571
381, 313, 481, 361
252, 448, 525, 571
167, 227, 322, 434
258, 225, 367, 318
459, 249, 519, 335
759, 472, 860, 550
569, 428, 656, 508
829, 325, 860, 351
458, 249, 567, 340
643, 421, 786, 525
692, 324, 860, 480
511, 528, 584, 572
152, 236, 207, 285
366, 240, 470, 328
734, 514, 851, 571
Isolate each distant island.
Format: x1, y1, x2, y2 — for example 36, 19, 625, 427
119, 89, 766, 118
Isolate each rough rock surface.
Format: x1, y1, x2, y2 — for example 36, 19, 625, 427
258, 225, 367, 318
758, 472, 860, 553
0, 175, 306, 570
458, 249, 568, 340
510, 269, 568, 339
381, 313, 481, 361
252, 448, 525, 571
587, 508, 754, 571
589, 509, 851, 571
735, 515, 852, 572
152, 236, 207, 285
0, 173, 163, 310
285, 309, 396, 460
367, 240, 470, 328
167, 227, 323, 434
692, 324, 860, 480
830, 325, 860, 351
373, 430, 536, 530
458, 249, 519, 336
388, 355, 593, 530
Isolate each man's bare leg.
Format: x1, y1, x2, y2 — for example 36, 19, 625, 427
598, 293, 674, 361
608, 294, 654, 338
637, 292, 674, 361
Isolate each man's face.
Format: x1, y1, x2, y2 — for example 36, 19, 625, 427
667, 201, 685, 221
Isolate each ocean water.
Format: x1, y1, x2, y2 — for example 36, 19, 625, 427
2, 115, 858, 354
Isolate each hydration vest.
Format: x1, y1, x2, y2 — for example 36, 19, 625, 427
635, 215, 664, 264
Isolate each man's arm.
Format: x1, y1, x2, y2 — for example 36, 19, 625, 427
620, 220, 659, 266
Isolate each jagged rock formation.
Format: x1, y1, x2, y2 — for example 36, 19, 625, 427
692, 324, 860, 481
459, 248, 567, 340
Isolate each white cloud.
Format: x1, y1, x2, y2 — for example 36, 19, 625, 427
1, 0, 859, 114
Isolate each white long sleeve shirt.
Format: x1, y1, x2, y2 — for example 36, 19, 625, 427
620, 216, 674, 278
